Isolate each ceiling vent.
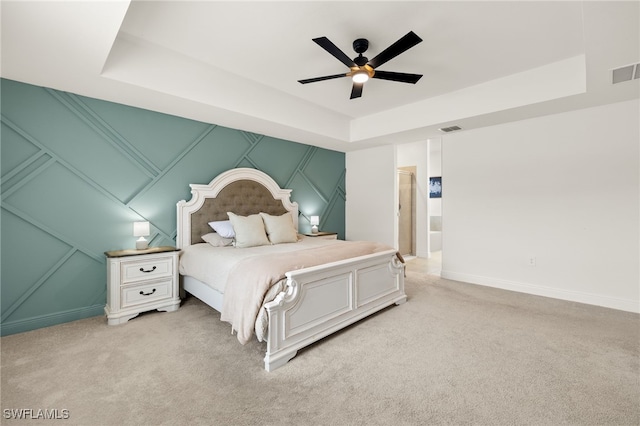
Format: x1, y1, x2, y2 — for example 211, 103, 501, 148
612, 63, 640, 84
439, 125, 462, 133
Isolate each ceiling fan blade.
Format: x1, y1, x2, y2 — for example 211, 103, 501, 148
298, 73, 348, 84
350, 82, 363, 99
313, 37, 357, 68
367, 31, 423, 69
372, 70, 423, 84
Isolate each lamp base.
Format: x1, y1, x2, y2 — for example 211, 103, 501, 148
136, 238, 148, 250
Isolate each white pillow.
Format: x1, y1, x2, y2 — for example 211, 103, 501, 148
259, 212, 298, 244
227, 212, 270, 248
208, 220, 235, 239
201, 232, 233, 247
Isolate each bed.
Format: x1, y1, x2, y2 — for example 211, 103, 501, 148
176, 168, 406, 371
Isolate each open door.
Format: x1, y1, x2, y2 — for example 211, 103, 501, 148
398, 168, 416, 256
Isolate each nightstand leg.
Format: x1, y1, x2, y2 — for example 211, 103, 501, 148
106, 312, 140, 325
156, 301, 180, 313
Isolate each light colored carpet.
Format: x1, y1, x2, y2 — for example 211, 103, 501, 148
2, 260, 638, 425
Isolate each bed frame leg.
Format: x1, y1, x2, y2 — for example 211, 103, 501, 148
264, 350, 298, 372
395, 294, 408, 305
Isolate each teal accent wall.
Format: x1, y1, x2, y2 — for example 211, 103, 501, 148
0, 78, 345, 336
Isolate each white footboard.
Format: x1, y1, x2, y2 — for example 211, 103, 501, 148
263, 249, 406, 371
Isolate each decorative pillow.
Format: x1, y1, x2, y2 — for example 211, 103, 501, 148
227, 212, 270, 248
259, 212, 298, 244
208, 220, 235, 239
201, 232, 233, 247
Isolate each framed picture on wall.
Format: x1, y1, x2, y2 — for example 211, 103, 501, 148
429, 177, 442, 198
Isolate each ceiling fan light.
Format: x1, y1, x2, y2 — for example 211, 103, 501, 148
352, 71, 369, 83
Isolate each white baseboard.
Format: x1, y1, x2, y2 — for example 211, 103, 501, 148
440, 270, 640, 314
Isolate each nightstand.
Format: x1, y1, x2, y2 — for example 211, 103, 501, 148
304, 231, 338, 240
104, 246, 181, 325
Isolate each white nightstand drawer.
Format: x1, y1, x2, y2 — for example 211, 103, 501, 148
122, 256, 173, 283
121, 279, 173, 308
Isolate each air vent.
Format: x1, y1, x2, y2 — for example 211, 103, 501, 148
439, 125, 462, 133
612, 63, 640, 84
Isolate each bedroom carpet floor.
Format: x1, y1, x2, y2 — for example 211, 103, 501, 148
1, 258, 638, 426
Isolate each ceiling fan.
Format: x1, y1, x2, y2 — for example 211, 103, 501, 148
298, 31, 423, 99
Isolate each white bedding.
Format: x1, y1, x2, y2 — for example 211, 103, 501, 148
178, 236, 344, 294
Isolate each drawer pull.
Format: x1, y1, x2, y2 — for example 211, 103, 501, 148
139, 266, 157, 273
139, 288, 157, 296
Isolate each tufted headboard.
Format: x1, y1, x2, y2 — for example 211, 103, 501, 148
176, 168, 299, 249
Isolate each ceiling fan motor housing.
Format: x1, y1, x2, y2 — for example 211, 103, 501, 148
352, 39, 369, 65
353, 38, 369, 54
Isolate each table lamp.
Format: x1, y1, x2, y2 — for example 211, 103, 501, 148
133, 221, 150, 249
310, 216, 319, 234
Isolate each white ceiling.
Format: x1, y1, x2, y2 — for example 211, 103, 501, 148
2, 1, 638, 152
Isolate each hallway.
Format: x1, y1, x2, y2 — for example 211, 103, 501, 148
406, 251, 441, 276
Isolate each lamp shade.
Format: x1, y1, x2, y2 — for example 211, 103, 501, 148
133, 221, 150, 237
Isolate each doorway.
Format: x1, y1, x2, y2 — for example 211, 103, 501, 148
398, 167, 416, 256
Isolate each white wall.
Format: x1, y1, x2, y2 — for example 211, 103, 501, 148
346, 144, 397, 248
441, 100, 639, 312
397, 140, 429, 257
428, 138, 443, 252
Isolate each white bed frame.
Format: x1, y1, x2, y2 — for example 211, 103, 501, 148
177, 168, 406, 371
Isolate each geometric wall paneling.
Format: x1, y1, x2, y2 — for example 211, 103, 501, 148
321, 190, 346, 239
8, 250, 105, 322
0, 208, 106, 336
317, 170, 346, 238
245, 135, 311, 185
287, 172, 325, 223
2, 84, 151, 204
4, 161, 143, 254
286, 162, 346, 237
120, 124, 224, 237
0, 78, 345, 335
78, 96, 213, 171
1, 211, 75, 319
125, 125, 221, 235
1, 121, 42, 173
46, 90, 163, 193
301, 148, 345, 201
